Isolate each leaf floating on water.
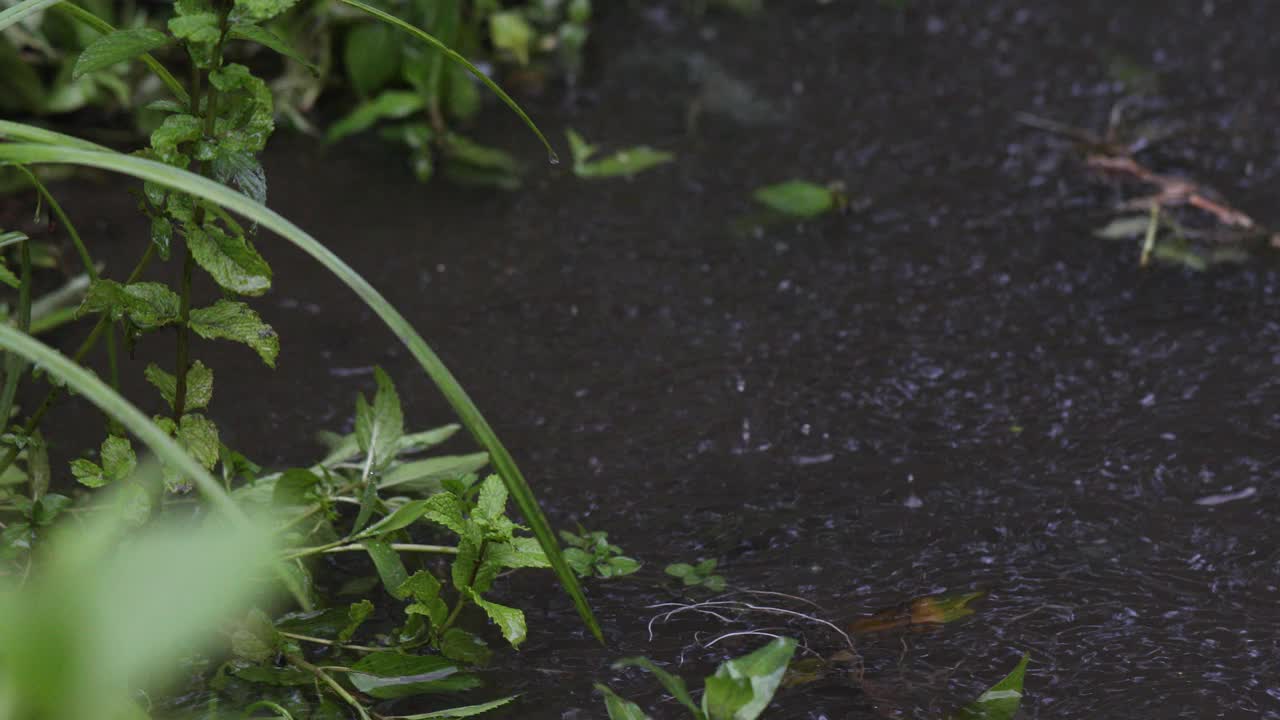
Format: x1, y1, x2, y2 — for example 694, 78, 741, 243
953, 653, 1030, 720
566, 129, 674, 180
849, 590, 986, 634
752, 180, 844, 218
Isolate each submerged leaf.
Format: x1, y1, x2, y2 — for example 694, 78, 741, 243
753, 180, 836, 218
348, 652, 480, 698
850, 591, 986, 634
567, 129, 674, 180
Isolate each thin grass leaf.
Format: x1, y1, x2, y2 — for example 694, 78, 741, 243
0, 0, 61, 32
336, 0, 557, 163
0, 134, 599, 642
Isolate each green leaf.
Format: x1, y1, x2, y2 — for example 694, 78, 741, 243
188, 299, 279, 367
355, 367, 403, 469
70, 458, 107, 488
419, 491, 468, 535
348, 653, 480, 698
339, 599, 375, 643
233, 0, 300, 22
363, 539, 410, 599
439, 627, 492, 666
954, 654, 1030, 720
752, 181, 835, 218
178, 413, 220, 469
229, 22, 314, 71
567, 130, 674, 180
442, 134, 523, 190
230, 608, 281, 663
344, 22, 400, 96
0, 135, 600, 642
168, 12, 222, 67
337, 0, 557, 162
489, 11, 533, 65
489, 537, 549, 570
73, 28, 171, 79
613, 657, 702, 718
78, 280, 180, 330
360, 498, 433, 538
271, 468, 322, 506
233, 664, 312, 686
150, 113, 203, 164
701, 638, 796, 720
595, 685, 651, 720
475, 474, 507, 521
0, 0, 59, 32
465, 590, 526, 648
145, 360, 213, 411
326, 91, 425, 144
385, 695, 517, 719
378, 452, 489, 494
399, 570, 448, 627
186, 222, 272, 296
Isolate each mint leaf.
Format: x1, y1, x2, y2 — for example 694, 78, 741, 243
188, 299, 279, 367
186, 222, 272, 296
78, 280, 180, 330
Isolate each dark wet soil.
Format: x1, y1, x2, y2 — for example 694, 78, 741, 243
24, 0, 1280, 717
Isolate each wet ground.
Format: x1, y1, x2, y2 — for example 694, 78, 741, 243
23, 0, 1280, 717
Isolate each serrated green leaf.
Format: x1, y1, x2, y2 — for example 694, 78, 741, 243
418, 491, 468, 535
70, 458, 107, 488
73, 28, 172, 79
188, 299, 279, 366
399, 570, 448, 627
100, 435, 136, 480
233, 664, 312, 686
150, 216, 173, 259
378, 452, 489, 495
178, 413, 220, 470
355, 367, 403, 468
326, 91, 425, 144
339, 599, 374, 643
465, 590, 526, 648
489, 12, 533, 65
229, 23, 315, 71
78, 280, 180, 330
168, 12, 221, 67
186, 222, 272, 296
489, 537, 549, 570
475, 474, 507, 521
233, 0, 301, 22
212, 148, 268, 206
145, 360, 213, 411
363, 539, 410, 599
348, 652, 480, 699
954, 654, 1029, 720
271, 468, 322, 506
230, 608, 280, 663
150, 114, 202, 164
753, 181, 835, 218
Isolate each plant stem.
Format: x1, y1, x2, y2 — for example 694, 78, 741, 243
0, 236, 33, 431
285, 653, 372, 720
0, 244, 156, 476
277, 631, 384, 653
281, 541, 457, 562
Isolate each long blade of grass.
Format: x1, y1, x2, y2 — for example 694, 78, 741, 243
336, 0, 557, 163
0, 136, 601, 642
0, 0, 190, 105
0, 119, 111, 151
0, 0, 60, 31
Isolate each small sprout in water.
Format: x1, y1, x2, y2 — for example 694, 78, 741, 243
664, 558, 725, 592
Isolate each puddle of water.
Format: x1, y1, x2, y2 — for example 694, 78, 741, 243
32, 0, 1280, 717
